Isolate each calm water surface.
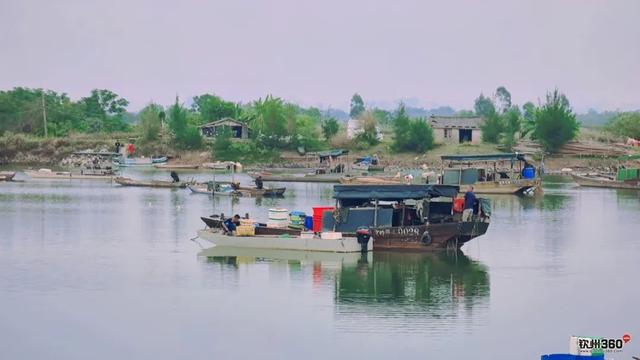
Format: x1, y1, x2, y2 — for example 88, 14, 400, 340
1, 170, 639, 359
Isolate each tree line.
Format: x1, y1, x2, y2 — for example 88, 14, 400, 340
2, 86, 638, 160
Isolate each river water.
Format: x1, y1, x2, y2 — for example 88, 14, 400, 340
1, 169, 638, 359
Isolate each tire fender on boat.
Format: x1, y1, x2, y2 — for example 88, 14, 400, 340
420, 231, 432, 246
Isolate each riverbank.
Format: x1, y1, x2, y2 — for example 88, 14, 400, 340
2, 131, 638, 173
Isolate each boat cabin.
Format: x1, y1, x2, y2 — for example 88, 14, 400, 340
323, 184, 481, 233
440, 153, 538, 186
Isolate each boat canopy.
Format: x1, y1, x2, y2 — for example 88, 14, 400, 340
316, 149, 349, 158
441, 153, 526, 162
333, 184, 459, 201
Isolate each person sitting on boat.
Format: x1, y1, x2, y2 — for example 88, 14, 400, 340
170, 171, 180, 183
223, 214, 241, 234
462, 185, 476, 222
255, 175, 264, 190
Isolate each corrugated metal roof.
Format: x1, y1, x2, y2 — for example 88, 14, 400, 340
199, 118, 248, 128
429, 115, 484, 129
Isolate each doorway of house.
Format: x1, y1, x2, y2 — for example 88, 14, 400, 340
459, 129, 472, 143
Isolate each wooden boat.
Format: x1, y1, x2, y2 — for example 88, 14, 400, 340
114, 176, 189, 188
202, 161, 242, 172
235, 186, 286, 197
188, 184, 238, 196
197, 228, 371, 253
154, 163, 199, 170
339, 175, 404, 185
113, 156, 167, 167
24, 168, 115, 180
249, 171, 351, 183
439, 153, 542, 195
571, 173, 640, 190
327, 184, 491, 251
0, 171, 16, 181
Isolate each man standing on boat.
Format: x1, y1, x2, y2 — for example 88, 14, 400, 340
463, 185, 476, 222
255, 175, 264, 190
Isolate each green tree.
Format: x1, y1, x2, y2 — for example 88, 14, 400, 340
474, 94, 496, 118
521, 101, 537, 138
495, 86, 512, 113
321, 117, 340, 140
80, 89, 130, 132
372, 108, 392, 126
248, 95, 287, 138
138, 103, 163, 142
501, 107, 522, 150
407, 119, 434, 153
481, 114, 504, 143
354, 111, 379, 146
168, 96, 202, 149
192, 94, 239, 123
349, 93, 365, 118
605, 112, 640, 139
532, 89, 579, 153
391, 104, 411, 151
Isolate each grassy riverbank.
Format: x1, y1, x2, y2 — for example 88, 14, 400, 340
2, 128, 638, 171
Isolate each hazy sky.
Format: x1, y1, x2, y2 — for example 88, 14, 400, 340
1, 0, 639, 112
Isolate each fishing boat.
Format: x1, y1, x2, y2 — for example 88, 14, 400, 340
438, 153, 541, 195
0, 171, 16, 181
248, 170, 360, 183
114, 176, 190, 188
325, 184, 491, 251
113, 156, 167, 167
154, 163, 200, 170
188, 182, 238, 196
189, 182, 286, 197
201, 161, 243, 172
339, 174, 404, 185
571, 169, 640, 190
235, 185, 286, 197
24, 168, 116, 180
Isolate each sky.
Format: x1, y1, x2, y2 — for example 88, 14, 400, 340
1, 0, 639, 112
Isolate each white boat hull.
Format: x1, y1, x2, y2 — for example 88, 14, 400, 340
197, 246, 371, 265
197, 229, 372, 253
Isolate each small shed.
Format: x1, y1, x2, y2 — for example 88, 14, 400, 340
429, 116, 484, 144
199, 118, 250, 139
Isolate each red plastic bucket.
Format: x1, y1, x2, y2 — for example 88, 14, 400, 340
312, 206, 334, 232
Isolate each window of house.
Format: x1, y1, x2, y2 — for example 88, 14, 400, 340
444, 128, 452, 138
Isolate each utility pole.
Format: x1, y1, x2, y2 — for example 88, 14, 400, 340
41, 92, 48, 137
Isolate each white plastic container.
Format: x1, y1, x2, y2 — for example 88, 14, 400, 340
321, 232, 342, 240
300, 232, 315, 239
268, 208, 289, 228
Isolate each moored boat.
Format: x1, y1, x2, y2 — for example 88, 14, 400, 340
154, 163, 199, 170
113, 156, 167, 167
114, 176, 190, 188
24, 168, 115, 180
0, 171, 17, 181
326, 184, 491, 251
571, 171, 640, 190
249, 171, 356, 183
188, 183, 238, 196
438, 153, 542, 195
339, 174, 404, 185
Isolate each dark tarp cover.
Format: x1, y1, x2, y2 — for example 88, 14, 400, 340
333, 184, 459, 200
441, 153, 525, 162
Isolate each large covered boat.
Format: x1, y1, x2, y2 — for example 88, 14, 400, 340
325, 184, 491, 251
438, 153, 541, 195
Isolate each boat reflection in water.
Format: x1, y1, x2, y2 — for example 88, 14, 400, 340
198, 246, 489, 334
335, 251, 490, 333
